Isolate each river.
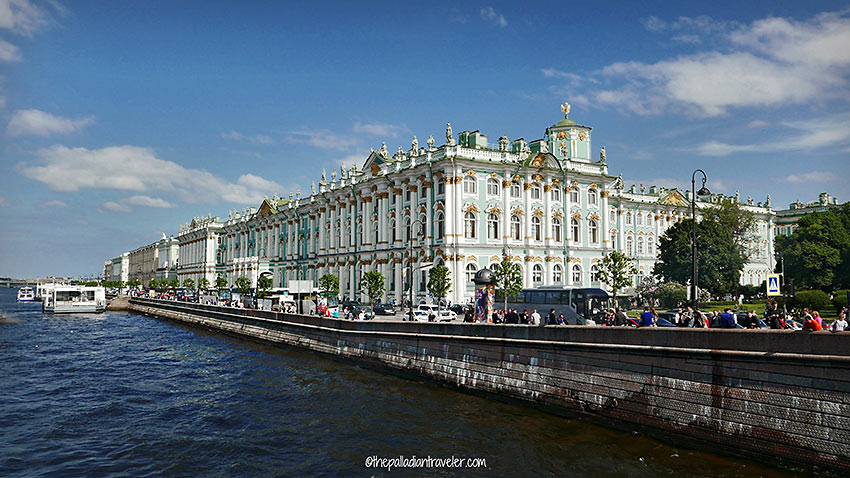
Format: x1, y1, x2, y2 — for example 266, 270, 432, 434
0, 288, 831, 477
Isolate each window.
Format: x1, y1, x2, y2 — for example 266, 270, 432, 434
532, 264, 543, 285
487, 178, 500, 196
590, 264, 600, 283
435, 213, 444, 240
466, 263, 477, 284
572, 264, 582, 284
647, 236, 654, 255
552, 187, 561, 202
589, 220, 599, 244
390, 220, 397, 242
511, 215, 521, 240
374, 221, 379, 245
626, 211, 633, 225
626, 236, 634, 256
406, 188, 411, 202
532, 216, 542, 241
647, 213, 653, 226
531, 184, 541, 200
609, 210, 616, 224
463, 175, 477, 194
510, 183, 521, 198
610, 230, 617, 250
464, 212, 477, 239
438, 180, 445, 195
637, 212, 643, 226
570, 188, 578, 203
637, 236, 644, 256
588, 188, 598, 206
553, 217, 562, 242
553, 264, 563, 284
571, 218, 580, 242
487, 214, 499, 240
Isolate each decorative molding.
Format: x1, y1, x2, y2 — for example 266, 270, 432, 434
553, 211, 563, 219
543, 185, 553, 192
465, 169, 476, 176
523, 183, 532, 190
511, 207, 524, 216
532, 209, 544, 217
600, 191, 609, 198
463, 203, 480, 213
571, 212, 582, 220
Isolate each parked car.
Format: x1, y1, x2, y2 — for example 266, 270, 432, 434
409, 310, 430, 322
373, 303, 396, 316
416, 304, 458, 322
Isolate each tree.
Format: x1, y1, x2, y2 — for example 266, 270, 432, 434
596, 251, 637, 306
198, 278, 210, 291
215, 276, 228, 290
703, 200, 756, 248
654, 218, 746, 297
491, 257, 523, 312
183, 278, 194, 290
168, 278, 179, 289
318, 273, 339, 301
257, 276, 272, 298
362, 271, 385, 312
775, 210, 850, 291
427, 265, 452, 315
148, 279, 158, 291
235, 277, 252, 295
656, 281, 688, 308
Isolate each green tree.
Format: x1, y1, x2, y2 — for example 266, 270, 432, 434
656, 281, 688, 308
183, 278, 194, 290
318, 273, 339, 301
215, 276, 228, 290
654, 218, 746, 297
492, 257, 523, 312
168, 278, 179, 289
257, 276, 273, 298
148, 279, 159, 291
427, 265, 452, 315
776, 210, 850, 291
198, 278, 210, 291
235, 277, 252, 295
361, 271, 385, 312
704, 200, 756, 247
596, 251, 637, 306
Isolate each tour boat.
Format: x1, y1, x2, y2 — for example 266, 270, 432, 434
42, 286, 106, 313
16, 286, 35, 302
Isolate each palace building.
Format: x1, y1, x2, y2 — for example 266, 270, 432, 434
112, 105, 776, 304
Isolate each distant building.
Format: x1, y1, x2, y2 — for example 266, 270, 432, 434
774, 192, 841, 237
108, 252, 129, 283
176, 216, 223, 286
156, 234, 179, 282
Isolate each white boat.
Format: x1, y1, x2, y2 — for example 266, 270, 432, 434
17, 286, 35, 302
42, 286, 106, 313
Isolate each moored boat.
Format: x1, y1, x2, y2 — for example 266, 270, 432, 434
16, 287, 35, 302
42, 286, 106, 313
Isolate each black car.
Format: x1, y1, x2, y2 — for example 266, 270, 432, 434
449, 304, 473, 316
373, 303, 396, 315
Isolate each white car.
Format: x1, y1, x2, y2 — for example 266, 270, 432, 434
410, 310, 430, 322
416, 305, 458, 322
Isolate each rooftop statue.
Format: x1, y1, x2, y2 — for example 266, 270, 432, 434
561, 101, 570, 117
427, 134, 435, 151
378, 142, 388, 159
446, 122, 455, 146
600, 146, 606, 164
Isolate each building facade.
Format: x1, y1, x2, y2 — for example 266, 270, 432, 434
174, 105, 774, 304
128, 242, 159, 286
156, 234, 180, 282
774, 192, 841, 237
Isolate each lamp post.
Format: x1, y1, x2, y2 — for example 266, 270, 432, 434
406, 218, 425, 320
691, 169, 711, 310
775, 252, 787, 314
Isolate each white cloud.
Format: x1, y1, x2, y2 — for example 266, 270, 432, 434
7, 109, 94, 137
747, 120, 769, 128
17, 144, 284, 205
102, 201, 130, 213
221, 130, 274, 145
586, 10, 850, 117
0, 195, 7, 207
283, 129, 360, 151
333, 152, 368, 170
480, 6, 507, 28
0, 38, 21, 61
782, 171, 837, 183
352, 121, 408, 137
0, 0, 48, 35
125, 195, 174, 208
43, 199, 68, 208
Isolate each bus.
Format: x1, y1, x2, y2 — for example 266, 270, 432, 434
502, 286, 611, 325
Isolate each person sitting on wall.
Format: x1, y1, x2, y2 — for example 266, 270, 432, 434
614, 307, 627, 327
547, 308, 557, 325
803, 313, 822, 331
639, 307, 655, 327
720, 308, 737, 329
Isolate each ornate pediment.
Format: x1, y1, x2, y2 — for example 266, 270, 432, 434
660, 190, 688, 206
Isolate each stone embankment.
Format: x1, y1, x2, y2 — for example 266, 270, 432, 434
129, 298, 850, 473
106, 295, 130, 312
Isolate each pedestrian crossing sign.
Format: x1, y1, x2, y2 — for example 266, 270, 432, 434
766, 274, 781, 296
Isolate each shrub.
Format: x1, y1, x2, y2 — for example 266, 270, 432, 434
789, 290, 831, 311
833, 290, 849, 311
656, 282, 687, 308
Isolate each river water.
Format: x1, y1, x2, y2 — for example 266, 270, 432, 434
0, 288, 833, 477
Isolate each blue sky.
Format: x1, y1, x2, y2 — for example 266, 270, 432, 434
1, 1, 849, 278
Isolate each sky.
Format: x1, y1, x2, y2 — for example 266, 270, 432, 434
1, 1, 849, 278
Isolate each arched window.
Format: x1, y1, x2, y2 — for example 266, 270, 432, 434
637, 236, 644, 256
532, 264, 543, 285
532, 216, 542, 241
463, 175, 477, 194
647, 213, 653, 226
589, 220, 599, 244
531, 183, 541, 200
610, 230, 617, 250
571, 218, 580, 242
419, 214, 427, 238
553, 264, 563, 284
487, 178, 500, 196
647, 236, 654, 255
570, 188, 579, 203
639, 212, 645, 226
626, 235, 634, 256
552, 186, 561, 202
590, 264, 600, 283
572, 264, 582, 284
435, 213, 444, 240
487, 213, 499, 240
553, 217, 562, 242
437, 180, 445, 196
626, 211, 633, 225
465, 263, 477, 284
511, 183, 521, 198
464, 212, 477, 239
588, 188, 598, 206
511, 215, 521, 240
609, 210, 616, 224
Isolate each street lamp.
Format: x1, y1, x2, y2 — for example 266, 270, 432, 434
691, 169, 711, 310
775, 252, 787, 314
406, 217, 425, 320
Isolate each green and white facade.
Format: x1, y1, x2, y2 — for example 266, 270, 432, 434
169, 106, 775, 304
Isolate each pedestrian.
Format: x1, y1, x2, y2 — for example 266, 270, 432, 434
803, 314, 822, 331
521, 309, 530, 325
557, 314, 565, 325
639, 307, 655, 327
812, 310, 823, 328
720, 308, 737, 328
831, 312, 847, 332
614, 307, 627, 326
531, 308, 541, 326
508, 308, 520, 324
547, 308, 557, 325
693, 309, 708, 328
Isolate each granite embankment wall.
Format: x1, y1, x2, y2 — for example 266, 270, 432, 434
129, 298, 850, 472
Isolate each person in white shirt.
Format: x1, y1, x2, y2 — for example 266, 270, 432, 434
531, 309, 541, 326
831, 313, 847, 332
